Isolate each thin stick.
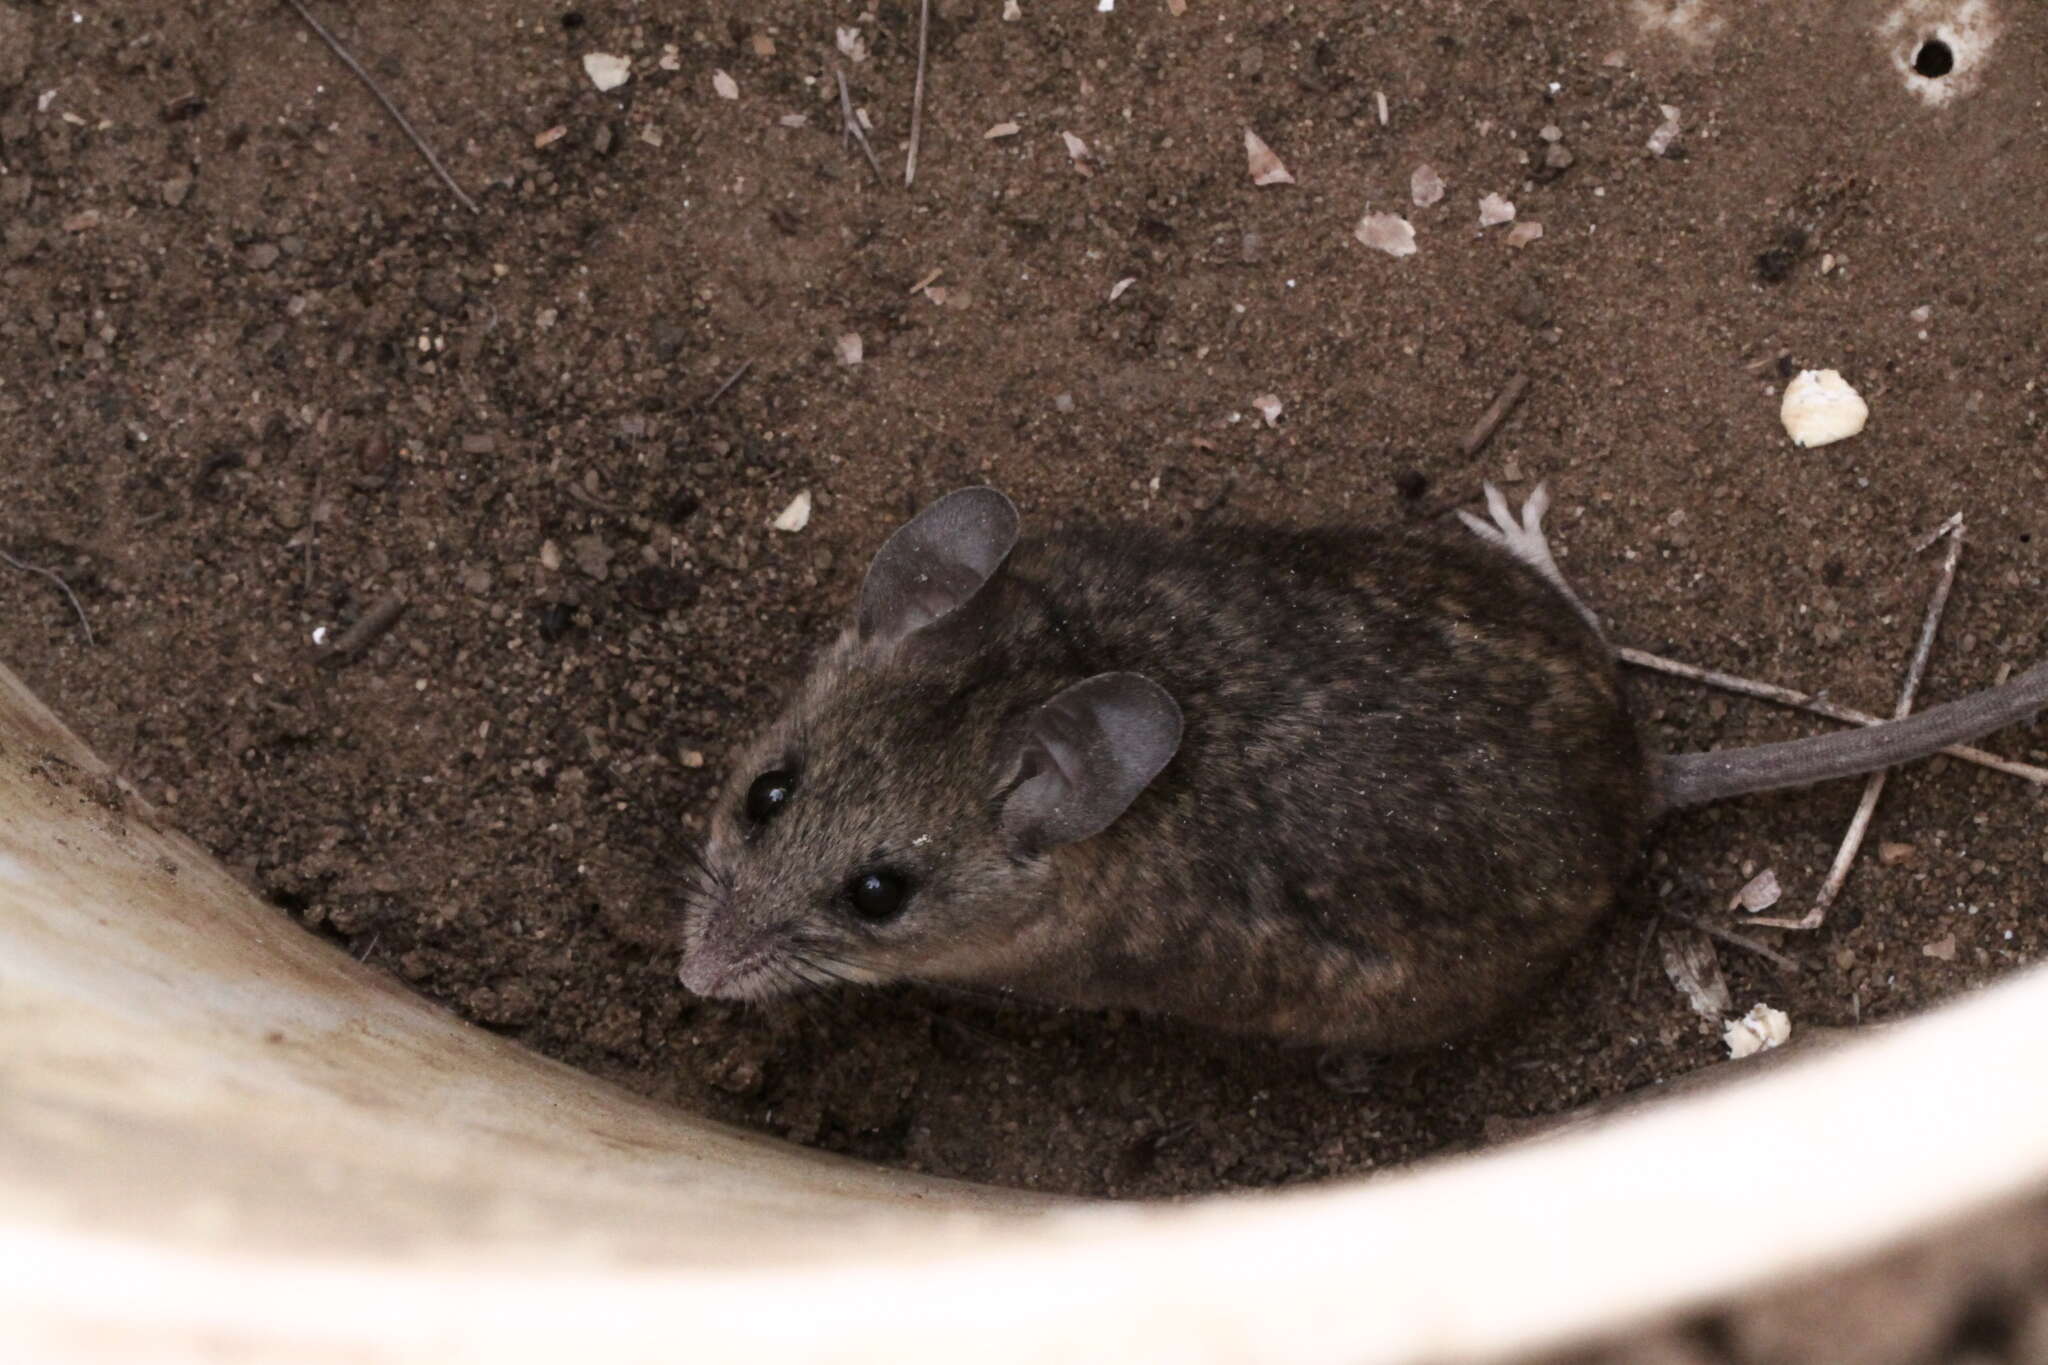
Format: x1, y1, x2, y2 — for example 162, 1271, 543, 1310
280, 0, 480, 214
905, 0, 931, 187
834, 67, 884, 182
1617, 647, 2048, 786
1456, 373, 1529, 457
1657, 908, 1802, 973
1752, 516, 1966, 931
1627, 913, 1660, 1000
701, 359, 753, 409
0, 547, 94, 645
317, 592, 408, 669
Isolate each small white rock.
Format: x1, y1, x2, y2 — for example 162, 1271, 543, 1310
1410, 164, 1445, 207
835, 27, 869, 62
1731, 868, 1783, 914
1003, 0, 1022, 18
712, 69, 739, 100
1724, 1003, 1793, 1059
1478, 192, 1516, 227
1244, 128, 1295, 186
1252, 394, 1283, 427
1505, 221, 1544, 248
985, 121, 1021, 139
1354, 211, 1417, 258
1109, 276, 1137, 301
1646, 104, 1682, 157
1061, 130, 1091, 167
835, 332, 864, 366
771, 490, 813, 533
583, 53, 631, 92
1781, 369, 1869, 448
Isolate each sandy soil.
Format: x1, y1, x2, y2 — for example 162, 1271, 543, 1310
1, 0, 2042, 1230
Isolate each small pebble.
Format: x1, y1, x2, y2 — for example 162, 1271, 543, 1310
572, 534, 614, 580
771, 490, 813, 533
583, 52, 631, 92
1410, 164, 1445, 207
1354, 212, 1418, 257
161, 174, 193, 207
244, 242, 280, 270
1781, 369, 1869, 448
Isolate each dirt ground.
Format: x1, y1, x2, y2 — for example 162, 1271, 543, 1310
2, 0, 2044, 1238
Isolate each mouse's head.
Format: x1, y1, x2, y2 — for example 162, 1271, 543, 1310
677, 488, 1182, 1003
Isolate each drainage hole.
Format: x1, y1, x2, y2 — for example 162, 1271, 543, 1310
1913, 38, 1955, 78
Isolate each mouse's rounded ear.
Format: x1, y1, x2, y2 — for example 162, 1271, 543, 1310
857, 487, 1021, 649
999, 672, 1182, 855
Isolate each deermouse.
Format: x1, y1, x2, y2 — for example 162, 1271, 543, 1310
676, 486, 2047, 1049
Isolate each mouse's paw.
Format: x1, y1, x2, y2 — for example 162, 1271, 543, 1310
1459, 481, 1601, 633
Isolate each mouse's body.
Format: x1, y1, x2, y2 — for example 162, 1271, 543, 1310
677, 488, 2047, 1049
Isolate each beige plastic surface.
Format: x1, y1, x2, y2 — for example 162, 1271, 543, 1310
3, 656, 2046, 1364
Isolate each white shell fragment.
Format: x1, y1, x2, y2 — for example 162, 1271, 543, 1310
1731, 869, 1783, 914
1478, 193, 1516, 227
1781, 369, 1869, 448
1109, 277, 1137, 302
582, 53, 632, 92
835, 332, 864, 366
1244, 129, 1295, 186
712, 69, 740, 100
1252, 394, 1283, 427
1662, 928, 1731, 1019
984, 121, 1021, 139
1646, 104, 1682, 156
771, 491, 813, 533
1061, 130, 1093, 175
1505, 221, 1544, 248
1410, 164, 1445, 207
1724, 1003, 1793, 1060
1354, 212, 1417, 258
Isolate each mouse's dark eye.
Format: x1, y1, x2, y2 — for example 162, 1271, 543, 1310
845, 868, 911, 922
744, 769, 797, 825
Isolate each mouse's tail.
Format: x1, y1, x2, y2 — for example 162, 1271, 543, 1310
1657, 658, 2048, 810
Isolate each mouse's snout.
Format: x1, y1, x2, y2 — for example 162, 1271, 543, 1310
678, 892, 801, 1002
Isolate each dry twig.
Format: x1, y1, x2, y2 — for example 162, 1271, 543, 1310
0, 546, 94, 645
834, 67, 884, 182
280, 0, 479, 214
1751, 515, 1965, 931
1457, 373, 1530, 458
317, 592, 408, 669
1657, 908, 1802, 974
905, 0, 932, 187
701, 359, 753, 409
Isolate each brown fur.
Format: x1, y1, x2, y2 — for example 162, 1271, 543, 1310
680, 510, 1649, 1050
